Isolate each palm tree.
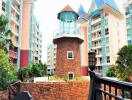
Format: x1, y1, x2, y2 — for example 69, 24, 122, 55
0, 15, 12, 52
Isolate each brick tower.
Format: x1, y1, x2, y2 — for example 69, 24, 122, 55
53, 5, 84, 78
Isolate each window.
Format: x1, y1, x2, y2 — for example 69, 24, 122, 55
100, 58, 102, 64
68, 72, 74, 80
125, 7, 129, 15
105, 19, 108, 26
2, 1, 6, 12
107, 56, 110, 63
106, 37, 109, 44
67, 51, 74, 59
105, 28, 109, 35
106, 47, 110, 53
128, 40, 132, 45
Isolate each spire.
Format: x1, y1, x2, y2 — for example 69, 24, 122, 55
78, 4, 87, 19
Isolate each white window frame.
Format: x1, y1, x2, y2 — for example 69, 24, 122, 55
67, 51, 74, 59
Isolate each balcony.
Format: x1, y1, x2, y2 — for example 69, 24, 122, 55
11, 15, 19, 25
91, 17, 101, 25
11, 28, 19, 36
12, 41, 19, 47
12, 2, 20, 13
9, 50, 17, 59
11, 5, 20, 15
14, 0, 20, 4
53, 27, 84, 42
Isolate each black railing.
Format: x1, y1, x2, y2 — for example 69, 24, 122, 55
88, 71, 132, 100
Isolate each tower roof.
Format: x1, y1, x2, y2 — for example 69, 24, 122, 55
94, 0, 120, 12
59, 5, 75, 13
78, 5, 87, 19
57, 5, 79, 20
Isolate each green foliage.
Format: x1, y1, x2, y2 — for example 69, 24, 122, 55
0, 49, 17, 90
74, 76, 87, 81
49, 76, 87, 82
116, 45, 132, 82
18, 63, 47, 81
0, 15, 12, 51
31, 63, 47, 77
106, 65, 117, 77
17, 67, 31, 82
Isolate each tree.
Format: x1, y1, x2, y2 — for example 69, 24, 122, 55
116, 45, 132, 82
0, 49, 17, 90
106, 65, 116, 77
17, 67, 31, 82
30, 62, 47, 77
18, 63, 47, 81
0, 15, 12, 52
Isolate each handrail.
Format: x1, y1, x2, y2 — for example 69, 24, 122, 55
88, 71, 132, 100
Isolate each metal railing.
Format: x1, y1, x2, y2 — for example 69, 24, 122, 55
53, 27, 83, 38
88, 71, 132, 100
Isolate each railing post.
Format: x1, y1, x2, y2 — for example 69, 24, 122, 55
88, 51, 102, 100
88, 71, 96, 100
88, 71, 102, 100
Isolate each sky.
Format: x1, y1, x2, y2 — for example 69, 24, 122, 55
34, 0, 126, 63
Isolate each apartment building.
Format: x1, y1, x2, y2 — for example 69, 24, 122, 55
77, 5, 88, 76
87, 0, 127, 76
30, 16, 42, 63
0, 0, 7, 16
0, 0, 23, 68
124, 0, 132, 45
0, 0, 41, 68
47, 44, 56, 75
20, 0, 42, 67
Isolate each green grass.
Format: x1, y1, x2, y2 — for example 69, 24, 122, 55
49, 76, 88, 82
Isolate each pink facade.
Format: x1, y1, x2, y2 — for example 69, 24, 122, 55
20, 0, 31, 67
20, 50, 29, 67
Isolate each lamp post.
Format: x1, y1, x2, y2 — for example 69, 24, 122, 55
88, 51, 96, 71
88, 50, 97, 100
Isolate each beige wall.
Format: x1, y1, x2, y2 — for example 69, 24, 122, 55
21, 0, 31, 50
107, 11, 127, 65
81, 23, 88, 67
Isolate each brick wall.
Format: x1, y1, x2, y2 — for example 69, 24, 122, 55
0, 91, 8, 100
20, 81, 89, 100
54, 37, 83, 77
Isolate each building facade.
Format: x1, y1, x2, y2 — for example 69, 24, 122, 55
77, 5, 88, 76
0, 0, 41, 68
124, 0, 132, 45
0, 0, 23, 68
30, 16, 42, 63
47, 44, 56, 75
20, 0, 42, 67
0, 0, 7, 16
87, 0, 127, 76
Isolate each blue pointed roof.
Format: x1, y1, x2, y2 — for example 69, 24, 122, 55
78, 5, 87, 19
94, 0, 120, 12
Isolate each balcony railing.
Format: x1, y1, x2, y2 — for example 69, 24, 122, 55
12, 3, 20, 12
53, 27, 84, 40
88, 71, 132, 100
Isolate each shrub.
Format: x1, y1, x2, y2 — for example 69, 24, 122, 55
0, 49, 17, 90
106, 65, 117, 77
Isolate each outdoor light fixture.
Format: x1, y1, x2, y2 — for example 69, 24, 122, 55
88, 50, 96, 71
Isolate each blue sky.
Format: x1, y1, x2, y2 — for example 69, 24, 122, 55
34, 0, 126, 63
